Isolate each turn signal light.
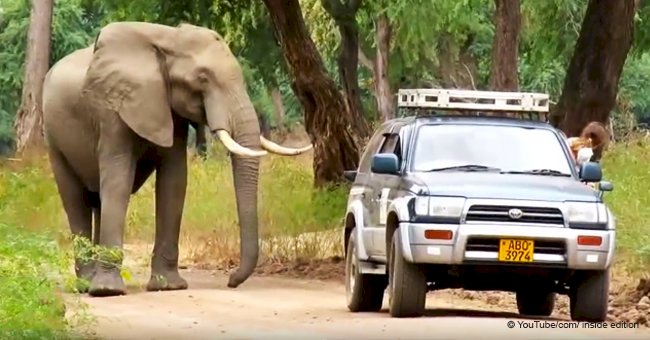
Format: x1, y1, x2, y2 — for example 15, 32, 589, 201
577, 235, 602, 246
424, 229, 453, 240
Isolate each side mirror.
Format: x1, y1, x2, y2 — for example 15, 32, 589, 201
599, 181, 613, 192
371, 153, 399, 175
596, 180, 613, 200
579, 161, 602, 182
343, 170, 357, 182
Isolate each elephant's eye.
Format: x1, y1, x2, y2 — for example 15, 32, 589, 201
197, 73, 209, 85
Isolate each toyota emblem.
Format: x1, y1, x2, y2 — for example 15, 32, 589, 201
508, 208, 523, 219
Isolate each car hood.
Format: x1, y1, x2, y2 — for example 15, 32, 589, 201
404, 172, 601, 202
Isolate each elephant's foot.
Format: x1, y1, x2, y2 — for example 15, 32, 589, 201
146, 270, 188, 291
74, 260, 96, 294
88, 267, 126, 297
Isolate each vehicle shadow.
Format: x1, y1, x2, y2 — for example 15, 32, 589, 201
381, 308, 566, 321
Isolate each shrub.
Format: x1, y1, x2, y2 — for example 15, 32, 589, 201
0, 223, 72, 339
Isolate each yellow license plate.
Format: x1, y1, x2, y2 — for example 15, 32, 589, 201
498, 239, 534, 262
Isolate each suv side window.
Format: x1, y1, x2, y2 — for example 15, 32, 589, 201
358, 126, 390, 173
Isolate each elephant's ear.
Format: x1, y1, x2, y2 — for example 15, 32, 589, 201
81, 25, 173, 147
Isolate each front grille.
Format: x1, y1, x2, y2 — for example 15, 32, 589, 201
465, 237, 566, 255
465, 205, 564, 225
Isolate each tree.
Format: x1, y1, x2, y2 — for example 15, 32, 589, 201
551, 0, 636, 144
13, 0, 54, 154
356, 11, 395, 122
320, 0, 371, 137
353, 0, 494, 121
0, 0, 101, 156
372, 12, 394, 121
489, 0, 521, 91
263, 0, 361, 187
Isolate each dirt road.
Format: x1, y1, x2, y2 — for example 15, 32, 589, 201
68, 269, 650, 340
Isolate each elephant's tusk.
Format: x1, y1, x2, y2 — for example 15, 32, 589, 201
260, 136, 313, 156
215, 130, 267, 157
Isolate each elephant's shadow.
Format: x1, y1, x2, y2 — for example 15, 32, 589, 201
119, 269, 311, 295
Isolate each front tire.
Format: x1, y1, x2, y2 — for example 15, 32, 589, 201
388, 230, 427, 318
569, 269, 610, 322
345, 229, 386, 312
516, 289, 556, 317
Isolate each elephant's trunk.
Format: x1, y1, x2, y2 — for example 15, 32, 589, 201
205, 90, 262, 288
227, 149, 260, 288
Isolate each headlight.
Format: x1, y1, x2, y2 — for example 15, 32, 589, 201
565, 202, 608, 224
414, 196, 466, 218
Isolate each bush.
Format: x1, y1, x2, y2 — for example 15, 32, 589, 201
0, 223, 72, 339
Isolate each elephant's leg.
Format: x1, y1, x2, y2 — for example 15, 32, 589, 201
48, 148, 95, 291
147, 123, 189, 291
89, 132, 137, 297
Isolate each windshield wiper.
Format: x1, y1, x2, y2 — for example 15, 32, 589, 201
501, 169, 571, 177
424, 164, 501, 172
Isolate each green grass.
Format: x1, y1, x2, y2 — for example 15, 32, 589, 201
601, 135, 650, 272
0, 223, 73, 339
0, 134, 648, 335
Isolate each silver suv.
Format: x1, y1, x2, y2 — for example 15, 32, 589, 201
342, 89, 615, 321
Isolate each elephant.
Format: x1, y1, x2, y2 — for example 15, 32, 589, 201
41, 21, 312, 297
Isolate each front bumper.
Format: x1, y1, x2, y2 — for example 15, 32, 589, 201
400, 222, 615, 270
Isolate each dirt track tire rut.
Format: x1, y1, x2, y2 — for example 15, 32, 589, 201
66, 267, 650, 339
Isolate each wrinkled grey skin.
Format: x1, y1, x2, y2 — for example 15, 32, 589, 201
42, 22, 309, 297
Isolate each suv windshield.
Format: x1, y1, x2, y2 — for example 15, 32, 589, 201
411, 124, 573, 175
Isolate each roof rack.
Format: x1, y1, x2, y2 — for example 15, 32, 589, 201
397, 89, 550, 123
396, 88, 550, 121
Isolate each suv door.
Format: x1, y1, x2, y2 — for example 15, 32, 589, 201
368, 126, 405, 258
353, 123, 391, 255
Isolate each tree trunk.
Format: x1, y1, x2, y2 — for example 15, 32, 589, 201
268, 86, 286, 133
14, 0, 54, 154
436, 34, 457, 88
551, 0, 636, 144
436, 34, 479, 90
459, 35, 479, 90
321, 0, 371, 139
263, 0, 361, 187
374, 13, 394, 121
489, 0, 521, 92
